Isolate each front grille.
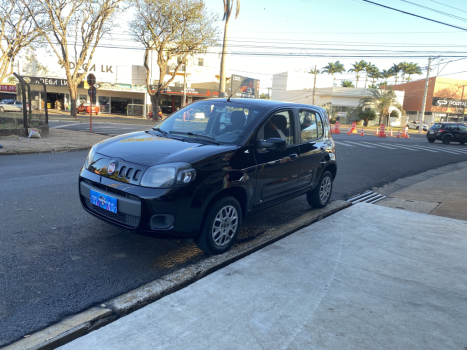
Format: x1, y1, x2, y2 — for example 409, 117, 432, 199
84, 198, 140, 228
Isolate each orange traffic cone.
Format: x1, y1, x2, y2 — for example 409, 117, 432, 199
397, 130, 400, 138
360, 128, 364, 136
331, 126, 335, 134
405, 131, 409, 139
390, 129, 393, 137
347, 127, 351, 136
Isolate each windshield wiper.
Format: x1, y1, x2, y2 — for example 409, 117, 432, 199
169, 131, 220, 145
152, 127, 168, 137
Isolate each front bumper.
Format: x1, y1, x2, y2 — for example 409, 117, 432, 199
79, 168, 201, 238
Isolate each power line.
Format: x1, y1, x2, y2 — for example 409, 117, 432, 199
360, 0, 467, 32
429, 0, 467, 15
400, 0, 467, 23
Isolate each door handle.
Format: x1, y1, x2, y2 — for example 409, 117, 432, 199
289, 153, 298, 160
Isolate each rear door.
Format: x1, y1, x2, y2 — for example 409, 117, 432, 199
458, 124, 467, 142
446, 124, 460, 141
297, 109, 327, 187
254, 109, 301, 204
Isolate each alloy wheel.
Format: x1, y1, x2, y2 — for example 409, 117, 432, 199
319, 176, 332, 204
211, 205, 238, 247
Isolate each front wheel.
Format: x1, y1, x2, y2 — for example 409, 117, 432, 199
195, 196, 242, 255
460, 141, 466, 145
442, 135, 452, 144
307, 171, 333, 208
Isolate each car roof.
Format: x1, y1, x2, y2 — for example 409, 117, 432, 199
203, 98, 328, 114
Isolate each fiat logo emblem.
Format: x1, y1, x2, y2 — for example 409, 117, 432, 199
107, 162, 117, 175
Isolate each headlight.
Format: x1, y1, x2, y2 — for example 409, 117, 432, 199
140, 162, 196, 188
84, 145, 97, 169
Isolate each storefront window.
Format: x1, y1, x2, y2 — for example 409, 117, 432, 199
79, 95, 87, 105
99, 96, 110, 113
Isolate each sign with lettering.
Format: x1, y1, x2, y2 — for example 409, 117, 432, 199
432, 97, 467, 108
149, 85, 219, 97
24, 76, 72, 87
230, 74, 260, 99
0, 84, 16, 92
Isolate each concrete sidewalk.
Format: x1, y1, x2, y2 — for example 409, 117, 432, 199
59, 203, 467, 350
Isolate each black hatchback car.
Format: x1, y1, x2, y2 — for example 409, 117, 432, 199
79, 99, 337, 254
427, 122, 467, 144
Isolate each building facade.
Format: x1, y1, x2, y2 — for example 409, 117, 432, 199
272, 71, 406, 125
18, 48, 225, 116
392, 77, 467, 125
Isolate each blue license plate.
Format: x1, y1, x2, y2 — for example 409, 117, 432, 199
90, 189, 117, 213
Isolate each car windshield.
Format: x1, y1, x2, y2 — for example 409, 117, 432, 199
430, 123, 443, 130
155, 101, 266, 144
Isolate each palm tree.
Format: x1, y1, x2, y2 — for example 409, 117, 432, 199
368, 67, 381, 85
321, 61, 345, 85
341, 80, 355, 88
358, 87, 402, 126
399, 61, 410, 83
219, 0, 240, 97
380, 69, 394, 85
364, 62, 377, 88
390, 63, 402, 85
348, 60, 367, 88
405, 62, 423, 82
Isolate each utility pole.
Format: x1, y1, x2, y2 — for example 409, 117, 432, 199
183, 64, 187, 108
419, 56, 433, 134
312, 64, 317, 105
461, 85, 465, 124
267, 87, 271, 100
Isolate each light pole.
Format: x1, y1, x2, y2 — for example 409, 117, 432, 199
419, 57, 434, 134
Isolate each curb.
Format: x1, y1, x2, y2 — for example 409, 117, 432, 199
0, 147, 91, 156
1, 200, 351, 350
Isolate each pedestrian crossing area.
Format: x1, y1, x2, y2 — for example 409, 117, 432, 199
334, 141, 467, 155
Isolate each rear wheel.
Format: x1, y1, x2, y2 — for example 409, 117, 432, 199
195, 196, 242, 255
307, 171, 333, 208
442, 135, 452, 144
460, 141, 466, 145
428, 139, 435, 143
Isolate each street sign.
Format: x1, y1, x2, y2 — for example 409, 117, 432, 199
87, 73, 96, 86
88, 86, 97, 96
337, 112, 347, 117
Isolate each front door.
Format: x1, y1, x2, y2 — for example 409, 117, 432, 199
254, 110, 301, 205
297, 109, 327, 187
458, 124, 467, 143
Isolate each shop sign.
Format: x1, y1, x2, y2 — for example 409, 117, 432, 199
149, 85, 219, 97
337, 112, 347, 117
93, 82, 147, 91
0, 84, 16, 92
25, 76, 70, 86
432, 97, 467, 108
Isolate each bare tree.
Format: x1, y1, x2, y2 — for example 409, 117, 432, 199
0, 0, 45, 83
131, 0, 217, 114
20, 0, 124, 118
219, 0, 239, 97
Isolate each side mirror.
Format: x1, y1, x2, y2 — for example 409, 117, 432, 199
258, 138, 287, 152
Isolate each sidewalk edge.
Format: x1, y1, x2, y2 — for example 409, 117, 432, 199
0, 147, 91, 156
1, 200, 351, 350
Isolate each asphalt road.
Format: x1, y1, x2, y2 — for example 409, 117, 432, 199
2, 126, 467, 346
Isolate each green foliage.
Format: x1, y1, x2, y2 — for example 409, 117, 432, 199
259, 93, 268, 99
358, 87, 402, 125
390, 109, 400, 118
330, 117, 337, 124
7, 76, 17, 83
341, 80, 354, 87
321, 61, 345, 76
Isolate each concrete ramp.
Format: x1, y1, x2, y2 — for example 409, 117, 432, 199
60, 203, 467, 350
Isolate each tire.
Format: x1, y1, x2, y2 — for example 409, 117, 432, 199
0, 107, 4, 112
307, 171, 333, 208
416, 126, 419, 130
428, 139, 435, 143
195, 196, 242, 255
460, 141, 466, 145
442, 135, 452, 145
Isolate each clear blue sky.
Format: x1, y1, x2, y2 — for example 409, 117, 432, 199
202, 0, 467, 91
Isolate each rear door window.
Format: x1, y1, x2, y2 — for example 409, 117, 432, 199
299, 110, 323, 143
458, 124, 467, 131
445, 124, 459, 130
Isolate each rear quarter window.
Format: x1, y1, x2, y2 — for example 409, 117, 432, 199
430, 123, 442, 130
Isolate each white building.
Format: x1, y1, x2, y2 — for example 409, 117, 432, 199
18, 47, 225, 116
272, 71, 406, 125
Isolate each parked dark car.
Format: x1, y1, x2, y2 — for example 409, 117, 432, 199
79, 99, 337, 254
427, 122, 467, 144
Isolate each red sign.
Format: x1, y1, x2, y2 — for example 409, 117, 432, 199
0, 84, 16, 92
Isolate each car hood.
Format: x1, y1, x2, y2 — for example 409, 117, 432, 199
94, 131, 238, 167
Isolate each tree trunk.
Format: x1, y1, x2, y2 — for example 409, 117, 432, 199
356, 75, 359, 88
378, 113, 383, 125
69, 84, 78, 119
219, 17, 230, 97
365, 76, 368, 89
149, 92, 161, 116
